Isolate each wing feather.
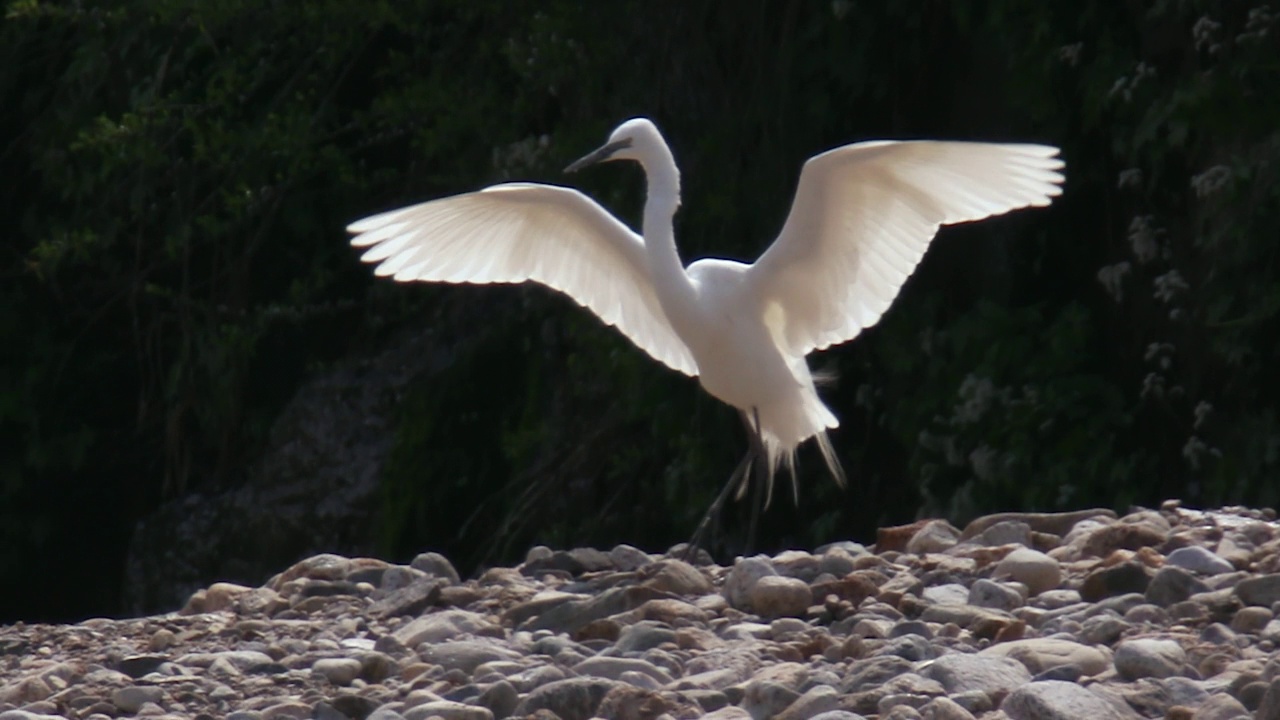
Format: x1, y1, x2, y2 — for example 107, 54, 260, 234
350, 183, 698, 376
749, 140, 1063, 355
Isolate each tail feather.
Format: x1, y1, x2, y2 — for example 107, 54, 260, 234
739, 427, 844, 509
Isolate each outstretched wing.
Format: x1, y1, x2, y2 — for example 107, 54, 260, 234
748, 141, 1064, 356
349, 183, 698, 376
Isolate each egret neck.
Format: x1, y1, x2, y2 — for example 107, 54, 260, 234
638, 144, 698, 338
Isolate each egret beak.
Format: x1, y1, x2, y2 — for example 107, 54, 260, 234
565, 138, 633, 173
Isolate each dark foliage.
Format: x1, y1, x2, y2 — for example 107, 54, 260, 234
2, 0, 1276, 622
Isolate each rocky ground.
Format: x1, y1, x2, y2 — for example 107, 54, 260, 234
4, 501, 1280, 720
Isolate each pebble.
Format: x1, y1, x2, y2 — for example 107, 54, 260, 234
905, 520, 961, 554
746, 575, 810, 619
1113, 638, 1186, 680
1145, 565, 1209, 607
1002, 680, 1125, 719
1237, 574, 1280, 606
722, 556, 777, 610
312, 657, 362, 686
6, 503, 1280, 720
968, 578, 1024, 611
994, 547, 1061, 596
1165, 545, 1235, 575
110, 686, 165, 713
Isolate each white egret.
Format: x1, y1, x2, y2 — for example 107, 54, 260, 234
349, 118, 1064, 540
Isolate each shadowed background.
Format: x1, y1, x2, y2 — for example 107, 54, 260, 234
2, 1, 1277, 623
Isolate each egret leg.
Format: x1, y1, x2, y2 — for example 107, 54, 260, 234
743, 407, 767, 554
683, 408, 767, 561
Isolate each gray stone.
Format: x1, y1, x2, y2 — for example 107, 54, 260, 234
1238, 574, 1280, 607
1001, 680, 1125, 720
1145, 566, 1210, 607
1258, 678, 1280, 720
315, 703, 348, 720
968, 578, 1024, 611
741, 679, 801, 720
702, 708, 754, 720
409, 552, 462, 585
1199, 622, 1237, 645
508, 664, 568, 692
921, 653, 1032, 696
116, 654, 168, 679
843, 655, 914, 692
878, 691, 934, 714
980, 638, 1112, 676
476, 680, 518, 719
357, 651, 399, 682
1163, 676, 1211, 708
890, 620, 935, 639
775, 685, 840, 720
1080, 613, 1128, 645
0, 713, 71, 720
366, 708, 407, 720
906, 520, 961, 554
393, 609, 498, 646
920, 696, 976, 720
368, 578, 444, 618
1165, 545, 1235, 575
1034, 589, 1083, 609
572, 656, 673, 685
723, 556, 778, 610
525, 585, 663, 633
1232, 606, 1274, 633
111, 686, 165, 714
608, 543, 652, 571
402, 701, 492, 720
995, 547, 1061, 596
1080, 561, 1153, 601
921, 583, 968, 605
523, 548, 613, 575
262, 702, 313, 720
773, 549, 823, 581
422, 640, 523, 673
1193, 693, 1251, 720
977, 520, 1033, 547
961, 509, 1117, 540
1032, 664, 1082, 682
820, 547, 858, 577
312, 657, 362, 686
1114, 638, 1186, 680
747, 575, 810, 619
331, 695, 380, 719
609, 621, 676, 655
644, 558, 713, 595
876, 634, 939, 662
919, 603, 1013, 629
809, 713, 868, 720
176, 649, 276, 671
511, 677, 621, 720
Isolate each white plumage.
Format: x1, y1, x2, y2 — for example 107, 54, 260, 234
350, 118, 1064, 502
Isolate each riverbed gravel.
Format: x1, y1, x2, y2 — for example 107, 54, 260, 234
4, 500, 1280, 719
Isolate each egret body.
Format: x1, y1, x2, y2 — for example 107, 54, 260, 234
350, 118, 1064, 514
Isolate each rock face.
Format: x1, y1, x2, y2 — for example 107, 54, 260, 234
122, 329, 442, 615
6, 503, 1279, 720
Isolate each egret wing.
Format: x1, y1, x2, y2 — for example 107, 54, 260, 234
748, 141, 1064, 356
349, 183, 698, 376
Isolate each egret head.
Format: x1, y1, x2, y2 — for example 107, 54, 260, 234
565, 118, 662, 173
